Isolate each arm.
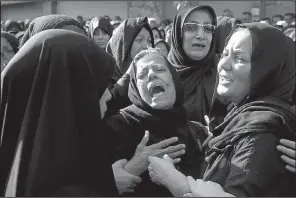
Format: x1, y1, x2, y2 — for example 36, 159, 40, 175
224, 133, 290, 197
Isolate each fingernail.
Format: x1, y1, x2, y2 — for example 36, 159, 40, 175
182, 150, 186, 154
182, 144, 186, 148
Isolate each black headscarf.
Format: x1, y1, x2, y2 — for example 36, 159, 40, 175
2, 20, 23, 34
151, 27, 163, 39
1, 31, 19, 53
106, 17, 154, 87
154, 38, 170, 53
215, 16, 240, 57
0, 29, 117, 196
87, 16, 113, 38
167, 5, 218, 124
15, 31, 25, 43
19, 15, 87, 48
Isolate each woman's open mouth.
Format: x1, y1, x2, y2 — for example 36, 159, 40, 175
148, 84, 165, 97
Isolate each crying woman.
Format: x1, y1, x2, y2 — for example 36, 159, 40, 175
105, 48, 210, 196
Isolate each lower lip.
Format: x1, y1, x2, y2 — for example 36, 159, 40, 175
192, 45, 205, 49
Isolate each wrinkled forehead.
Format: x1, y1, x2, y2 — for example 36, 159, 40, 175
226, 29, 252, 53
136, 53, 168, 72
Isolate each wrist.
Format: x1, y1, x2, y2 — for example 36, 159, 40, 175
124, 157, 148, 176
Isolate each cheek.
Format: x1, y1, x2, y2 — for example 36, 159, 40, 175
137, 81, 149, 98
182, 33, 191, 52
206, 34, 213, 46
130, 43, 139, 58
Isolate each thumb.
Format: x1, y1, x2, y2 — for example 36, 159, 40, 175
113, 159, 128, 167
139, 130, 149, 147
163, 154, 173, 162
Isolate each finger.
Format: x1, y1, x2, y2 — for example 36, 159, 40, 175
173, 158, 182, 164
280, 139, 296, 149
183, 193, 194, 197
152, 137, 178, 149
281, 155, 296, 167
130, 182, 138, 188
166, 149, 186, 159
113, 159, 127, 167
163, 154, 173, 161
204, 115, 210, 125
138, 130, 149, 147
148, 156, 158, 164
129, 175, 142, 184
285, 165, 296, 173
187, 176, 199, 195
276, 145, 296, 158
162, 144, 186, 155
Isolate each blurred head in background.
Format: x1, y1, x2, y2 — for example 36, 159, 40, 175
241, 11, 252, 23
222, 9, 234, 18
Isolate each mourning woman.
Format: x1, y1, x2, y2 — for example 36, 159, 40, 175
168, 5, 218, 124
148, 23, 296, 197
106, 48, 209, 196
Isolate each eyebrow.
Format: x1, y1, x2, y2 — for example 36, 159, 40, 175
186, 20, 211, 24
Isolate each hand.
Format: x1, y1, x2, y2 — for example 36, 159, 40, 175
148, 155, 190, 197
124, 130, 186, 176
186, 176, 234, 197
276, 139, 296, 173
112, 159, 142, 195
148, 155, 176, 186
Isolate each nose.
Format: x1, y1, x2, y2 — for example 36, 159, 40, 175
219, 55, 232, 71
195, 27, 205, 40
147, 68, 156, 80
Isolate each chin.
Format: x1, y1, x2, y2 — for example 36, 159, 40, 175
217, 85, 230, 97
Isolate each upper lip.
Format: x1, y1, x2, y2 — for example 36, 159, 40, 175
192, 42, 206, 46
148, 83, 165, 96
219, 74, 233, 81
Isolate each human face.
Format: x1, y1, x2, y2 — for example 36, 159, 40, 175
217, 30, 252, 104
93, 28, 111, 49
136, 54, 176, 110
155, 42, 169, 56
272, 17, 281, 24
99, 88, 112, 119
242, 14, 252, 23
284, 15, 294, 25
152, 29, 161, 40
1, 37, 15, 70
222, 10, 233, 18
130, 27, 152, 59
182, 10, 214, 60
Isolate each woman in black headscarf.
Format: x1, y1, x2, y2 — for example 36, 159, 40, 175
106, 17, 154, 87
88, 16, 113, 49
168, 5, 218, 124
0, 29, 142, 196
19, 14, 87, 48
106, 48, 208, 196
2, 20, 23, 35
148, 23, 296, 197
1, 31, 19, 71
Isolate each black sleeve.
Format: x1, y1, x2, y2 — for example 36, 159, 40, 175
105, 114, 140, 161
105, 73, 131, 117
224, 133, 292, 197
